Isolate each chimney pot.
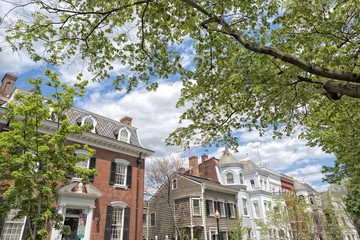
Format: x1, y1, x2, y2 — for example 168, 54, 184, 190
120, 116, 132, 126
201, 154, 208, 163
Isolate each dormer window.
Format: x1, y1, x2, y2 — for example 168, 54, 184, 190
117, 127, 131, 143
80, 115, 97, 133
226, 172, 234, 184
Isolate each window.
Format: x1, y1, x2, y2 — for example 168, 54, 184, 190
143, 213, 147, 227
309, 197, 314, 205
226, 172, 234, 184
206, 200, 214, 216
150, 213, 156, 227
104, 203, 130, 240
110, 159, 132, 188
117, 127, 131, 143
172, 178, 177, 190
227, 203, 235, 218
242, 198, 248, 215
192, 198, 201, 216
298, 195, 305, 202
219, 202, 226, 217
239, 172, 244, 184
250, 179, 255, 189
0, 209, 26, 240
74, 150, 96, 182
111, 208, 124, 239
253, 202, 260, 218
80, 115, 97, 133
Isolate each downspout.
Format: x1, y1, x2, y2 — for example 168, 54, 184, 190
201, 183, 208, 240
135, 152, 142, 240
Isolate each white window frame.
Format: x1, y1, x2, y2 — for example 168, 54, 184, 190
208, 200, 214, 216
150, 212, 156, 227
110, 207, 124, 240
113, 159, 129, 188
253, 201, 260, 218
191, 198, 201, 216
171, 178, 178, 190
75, 149, 90, 169
0, 209, 26, 240
81, 115, 97, 133
219, 202, 226, 217
117, 127, 131, 143
242, 198, 249, 216
228, 203, 235, 218
225, 172, 234, 184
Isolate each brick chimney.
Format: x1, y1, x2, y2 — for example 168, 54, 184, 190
120, 116, 132, 126
201, 154, 208, 163
189, 156, 199, 177
0, 73, 17, 98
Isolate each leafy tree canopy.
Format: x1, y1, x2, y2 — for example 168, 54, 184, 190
0, 70, 95, 239
2, 0, 360, 214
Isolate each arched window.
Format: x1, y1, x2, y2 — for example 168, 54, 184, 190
239, 172, 244, 184
250, 179, 255, 189
226, 172, 234, 184
299, 195, 305, 202
117, 127, 131, 143
81, 115, 97, 133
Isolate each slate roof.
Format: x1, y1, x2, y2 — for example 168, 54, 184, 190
4, 89, 145, 149
66, 107, 143, 147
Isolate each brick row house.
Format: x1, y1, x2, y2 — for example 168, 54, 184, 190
0, 73, 154, 240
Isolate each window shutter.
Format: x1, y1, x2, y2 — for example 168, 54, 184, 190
104, 205, 113, 240
123, 207, 130, 240
109, 161, 116, 185
89, 157, 96, 182
126, 165, 132, 187
226, 203, 230, 218
216, 201, 220, 213
206, 200, 210, 216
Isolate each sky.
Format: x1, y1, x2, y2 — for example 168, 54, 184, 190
0, 0, 335, 192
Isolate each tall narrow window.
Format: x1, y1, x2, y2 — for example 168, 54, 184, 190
239, 172, 244, 184
192, 198, 201, 216
242, 199, 248, 216
250, 179, 255, 189
253, 202, 260, 218
171, 178, 177, 190
111, 208, 124, 240
150, 213, 156, 227
226, 172, 234, 184
219, 202, 226, 217
109, 159, 132, 188
0, 209, 26, 239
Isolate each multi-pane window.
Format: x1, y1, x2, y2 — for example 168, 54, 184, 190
226, 172, 234, 184
115, 163, 127, 186
219, 202, 226, 217
192, 198, 201, 216
143, 213, 147, 227
207, 200, 214, 215
1, 209, 26, 240
242, 199, 248, 215
253, 202, 260, 218
118, 128, 131, 143
228, 203, 235, 218
150, 213, 156, 227
81, 115, 97, 133
111, 208, 124, 240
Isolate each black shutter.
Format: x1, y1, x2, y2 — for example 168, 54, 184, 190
126, 165, 132, 187
123, 207, 130, 240
88, 157, 96, 182
226, 203, 230, 218
109, 161, 116, 185
216, 201, 220, 213
206, 200, 210, 216
104, 206, 113, 240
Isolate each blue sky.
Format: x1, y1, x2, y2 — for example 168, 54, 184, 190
0, 0, 335, 192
